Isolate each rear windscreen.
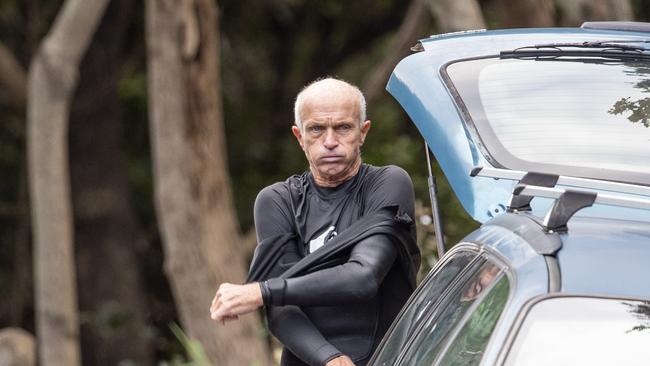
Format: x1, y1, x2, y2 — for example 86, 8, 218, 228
446, 56, 650, 185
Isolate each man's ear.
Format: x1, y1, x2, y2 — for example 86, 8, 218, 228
359, 120, 371, 145
291, 125, 305, 150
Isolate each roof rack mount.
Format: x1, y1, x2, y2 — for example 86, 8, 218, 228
513, 184, 650, 232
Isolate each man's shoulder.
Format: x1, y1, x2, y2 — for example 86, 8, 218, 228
363, 164, 413, 185
256, 172, 309, 202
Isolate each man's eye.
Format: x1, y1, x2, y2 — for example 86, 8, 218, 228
309, 126, 324, 133
336, 124, 352, 131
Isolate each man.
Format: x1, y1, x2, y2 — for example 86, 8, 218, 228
210, 78, 420, 366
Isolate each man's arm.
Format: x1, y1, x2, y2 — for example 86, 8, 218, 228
266, 305, 345, 366
254, 184, 347, 366
262, 233, 397, 307
261, 165, 412, 307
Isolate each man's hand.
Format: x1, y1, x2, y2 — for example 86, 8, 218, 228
210, 283, 263, 323
325, 355, 356, 366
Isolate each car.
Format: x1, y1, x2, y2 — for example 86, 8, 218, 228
368, 21, 650, 366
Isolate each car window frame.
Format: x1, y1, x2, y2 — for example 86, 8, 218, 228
369, 243, 482, 366
394, 245, 514, 366
496, 292, 650, 365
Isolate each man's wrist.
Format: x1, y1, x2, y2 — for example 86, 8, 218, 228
265, 278, 287, 306
259, 280, 272, 306
315, 343, 343, 366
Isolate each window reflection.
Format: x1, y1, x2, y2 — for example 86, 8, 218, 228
623, 300, 650, 334
371, 251, 477, 366
397, 261, 505, 366
609, 62, 650, 128
505, 297, 650, 366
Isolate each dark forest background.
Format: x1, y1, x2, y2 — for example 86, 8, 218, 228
1, 0, 648, 365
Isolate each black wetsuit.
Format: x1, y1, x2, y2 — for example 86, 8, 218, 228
251, 164, 420, 366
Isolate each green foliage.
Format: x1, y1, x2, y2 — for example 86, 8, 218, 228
91, 301, 135, 338
167, 323, 212, 366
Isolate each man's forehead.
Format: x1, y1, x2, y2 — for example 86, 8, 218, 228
300, 97, 360, 122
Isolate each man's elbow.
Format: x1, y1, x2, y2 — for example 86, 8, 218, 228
348, 269, 380, 301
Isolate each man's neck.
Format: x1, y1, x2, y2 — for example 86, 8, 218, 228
311, 159, 362, 188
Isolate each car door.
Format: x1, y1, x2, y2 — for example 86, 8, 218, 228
370, 245, 511, 366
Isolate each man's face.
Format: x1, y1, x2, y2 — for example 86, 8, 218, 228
292, 96, 371, 184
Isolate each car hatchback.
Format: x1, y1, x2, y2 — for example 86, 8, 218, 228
369, 21, 650, 366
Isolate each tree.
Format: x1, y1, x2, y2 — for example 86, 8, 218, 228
69, 0, 153, 364
426, 0, 486, 32
556, 0, 633, 26
484, 0, 555, 28
145, 0, 270, 364
362, 0, 429, 104
27, 0, 109, 365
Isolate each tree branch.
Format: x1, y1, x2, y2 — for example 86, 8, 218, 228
0, 42, 27, 114
362, 0, 428, 105
425, 0, 486, 32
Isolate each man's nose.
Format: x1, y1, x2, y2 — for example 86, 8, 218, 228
323, 129, 338, 149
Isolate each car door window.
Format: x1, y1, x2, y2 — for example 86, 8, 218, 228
438, 274, 509, 366
397, 259, 505, 366
371, 249, 478, 366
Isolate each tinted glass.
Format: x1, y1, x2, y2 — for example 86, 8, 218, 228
438, 275, 509, 366
505, 297, 650, 366
398, 260, 504, 366
371, 250, 477, 366
447, 57, 650, 185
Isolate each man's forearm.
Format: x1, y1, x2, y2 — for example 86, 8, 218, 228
263, 234, 397, 307
267, 305, 342, 366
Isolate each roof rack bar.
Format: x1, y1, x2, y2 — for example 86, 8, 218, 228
508, 172, 559, 212
471, 166, 650, 198
513, 185, 650, 211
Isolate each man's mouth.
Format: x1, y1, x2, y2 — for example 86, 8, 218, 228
320, 155, 343, 163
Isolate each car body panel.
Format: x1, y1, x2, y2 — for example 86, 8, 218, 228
558, 217, 650, 298
387, 28, 650, 223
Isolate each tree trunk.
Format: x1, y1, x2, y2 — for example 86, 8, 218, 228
0, 328, 36, 366
69, 1, 153, 365
486, 0, 555, 28
426, 0, 486, 32
556, 0, 633, 26
27, 1, 109, 365
145, 0, 270, 365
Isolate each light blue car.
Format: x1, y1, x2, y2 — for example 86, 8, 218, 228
369, 21, 650, 366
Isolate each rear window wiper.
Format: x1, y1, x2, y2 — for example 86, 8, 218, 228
501, 40, 650, 58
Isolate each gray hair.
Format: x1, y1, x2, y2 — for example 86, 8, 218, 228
293, 78, 367, 130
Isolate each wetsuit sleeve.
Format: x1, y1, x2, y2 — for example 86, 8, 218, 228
267, 306, 342, 366
254, 184, 295, 241
254, 185, 343, 366
262, 233, 398, 307
365, 165, 415, 219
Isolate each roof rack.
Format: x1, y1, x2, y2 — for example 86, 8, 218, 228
513, 184, 650, 232
470, 167, 650, 198
470, 167, 650, 232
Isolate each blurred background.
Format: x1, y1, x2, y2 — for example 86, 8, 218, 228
1, 0, 649, 365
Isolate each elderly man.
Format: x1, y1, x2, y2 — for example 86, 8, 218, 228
211, 78, 420, 366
